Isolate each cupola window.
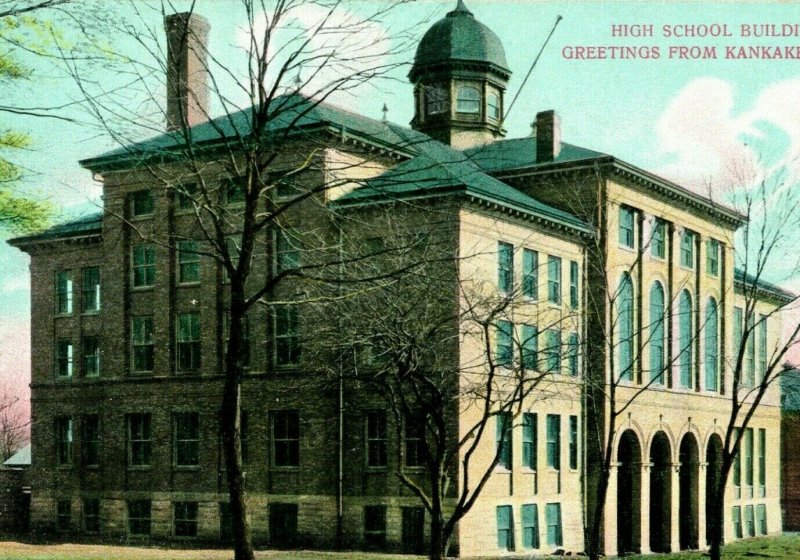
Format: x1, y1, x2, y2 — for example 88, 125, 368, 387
487, 92, 501, 120
456, 86, 480, 113
426, 86, 448, 115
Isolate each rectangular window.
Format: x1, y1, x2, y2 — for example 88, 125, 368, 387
177, 240, 200, 284
128, 500, 151, 535
522, 413, 537, 470
364, 505, 387, 548
55, 416, 73, 465
273, 410, 300, 467
82, 415, 100, 467
522, 248, 538, 299
758, 428, 766, 496
83, 499, 100, 532
276, 229, 300, 273
127, 413, 152, 467
547, 256, 562, 304
745, 314, 755, 387
275, 305, 300, 366
732, 506, 743, 538
758, 316, 768, 383
132, 244, 156, 288
219, 502, 233, 542
680, 230, 695, 268
569, 415, 579, 470
569, 261, 579, 309
177, 312, 201, 372
131, 316, 155, 373
545, 503, 563, 547
651, 218, 666, 258
733, 427, 741, 492
269, 503, 298, 547
734, 307, 744, 387
498, 242, 514, 294
496, 320, 513, 368
745, 427, 754, 488
546, 414, 560, 470
55, 271, 73, 314
225, 178, 245, 205
56, 340, 74, 378
131, 190, 154, 216
404, 415, 425, 467
81, 267, 100, 312
756, 504, 767, 535
521, 324, 538, 370
545, 329, 561, 373
619, 206, 635, 248
56, 500, 71, 531
366, 410, 387, 468
496, 412, 511, 469
174, 502, 198, 537
176, 183, 197, 210
567, 332, 579, 376
707, 238, 720, 276
521, 504, 539, 549
496, 505, 514, 551
174, 412, 200, 467
83, 337, 100, 377
745, 504, 755, 537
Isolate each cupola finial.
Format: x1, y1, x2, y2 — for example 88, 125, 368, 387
449, 0, 473, 16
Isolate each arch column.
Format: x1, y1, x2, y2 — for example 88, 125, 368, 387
671, 461, 682, 552
640, 461, 653, 554
699, 461, 708, 549
605, 461, 620, 558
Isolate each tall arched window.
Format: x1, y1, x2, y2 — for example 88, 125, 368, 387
679, 290, 693, 389
705, 297, 719, 392
456, 86, 480, 113
487, 92, 500, 120
618, 273, 634, 382
649, 282, 665, 385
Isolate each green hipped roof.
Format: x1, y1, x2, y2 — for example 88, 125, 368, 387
335, 127, 591, 234
464, 136, 610, 172
80, 94, 426, 172
9, 212, 102, 246
411, 0, 510, 79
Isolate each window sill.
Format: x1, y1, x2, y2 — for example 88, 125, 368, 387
177, 282, 201, 288
130, 371, 154, 377
54, 313, 73, 319
618, 244, 636, 253
81, 310, 101, 316
55, 376, 73, 381
493, 466, 512, 474
402, 465, 425, 471
130, 214, 154, 221
131, 286, 155, 292
365, 466, 388, 472
56, 464, 73, 470
270, 465, 300, 471
83, 464, 100, 470
176, 370, 201, 376
173, 465, 201, 471
127, 466, 152, 471
650, 254, 666, 262
679, 264, 696, 272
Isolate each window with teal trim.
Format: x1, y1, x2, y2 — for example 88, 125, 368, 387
569, 261, 579, 309
651, 218, 666, 258
545, 503, 563, 546
546, 414, 560, 470
618, 274, 634, 382
496, 320, 513, 368
567, 332, 579, 376
745, 313, 755, 387
707, 238, 720, 276
496, 412, 511, 469
496, 505, 514, 550
619, 207, 635, 248
758, 315, 767, 383
545, 329, 560, 373
680, 230, 695, 268
758, 428, 766, 497
521, 504, 539, 549
548, 256, 562, 303
521, 324, 538, 370
523, 249, 538, 298
649, 282, 665, 385
522, 413, 537, 470
678, 290, 693, 388
498, 242, 514, 294
734, 307, 744, 383
705, 297, 718, 392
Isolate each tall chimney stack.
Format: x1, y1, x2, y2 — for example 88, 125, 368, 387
165, 13, 209, 131
534, 110, 562, 162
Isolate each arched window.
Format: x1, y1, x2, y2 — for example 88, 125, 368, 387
705, 297, 719, 391
456, 86, 480, 113
426, 86, 448, 115
649, 282, 665, 385
618, 273, 634, 382
679, 290, 693, 388
487, 92, 501, 120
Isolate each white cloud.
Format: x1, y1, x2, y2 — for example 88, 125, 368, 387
1, 276, 28, 293
653, 77, 800, 196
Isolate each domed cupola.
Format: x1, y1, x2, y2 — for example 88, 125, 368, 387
409, 0, 511, 149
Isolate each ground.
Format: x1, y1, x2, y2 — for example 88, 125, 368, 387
0, 535, 799, 560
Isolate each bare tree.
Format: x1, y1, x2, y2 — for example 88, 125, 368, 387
0, 386, 28, 462
62, 2, 422, 558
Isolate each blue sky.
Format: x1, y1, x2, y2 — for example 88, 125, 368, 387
2, 0, 800, 393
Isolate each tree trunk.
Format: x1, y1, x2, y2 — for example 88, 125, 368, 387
429, 512, 446, 560
587, 463, 611, 560
707, 457, 733, 560
221, 305, 255, 560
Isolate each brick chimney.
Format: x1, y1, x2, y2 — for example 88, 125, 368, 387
165, 13, 209, 131
534, 110, 562, 162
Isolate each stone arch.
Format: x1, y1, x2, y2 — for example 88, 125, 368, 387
679, 432, 700, 550
617, 430, 642, 555
649, 430, 672, 553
